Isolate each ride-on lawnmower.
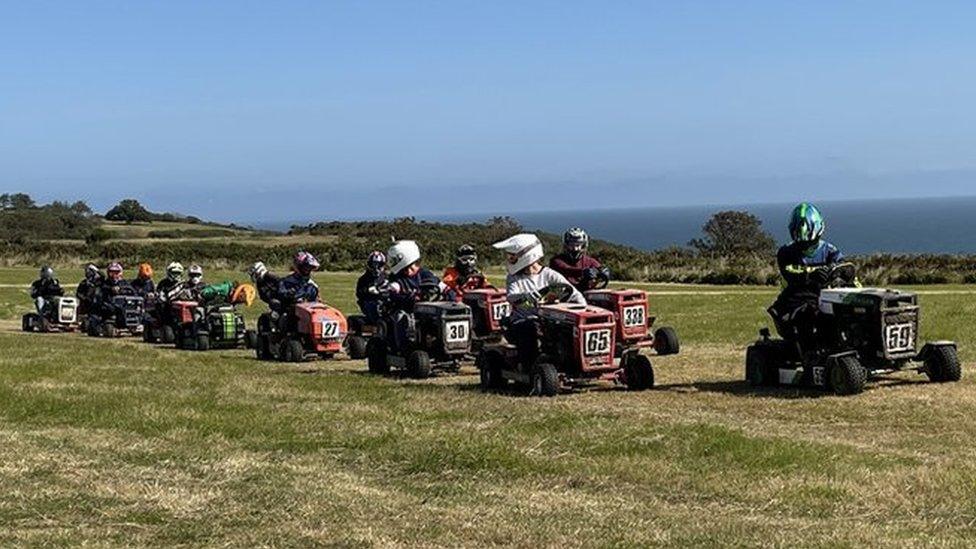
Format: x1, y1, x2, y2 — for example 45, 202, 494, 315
176, 304, 256, 351
87, 293, 145, 338
461, 278, 511, 349
367, 283, 473, 378
255, 301, 348, 362
22, 296, 79, 333
143, 298, 196, 344
477, 283, 655, 396
584, 286, 679, 358
746, 263, 961, 395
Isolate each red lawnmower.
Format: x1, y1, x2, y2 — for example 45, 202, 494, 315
143, 299, 196, 344
255, 302, 348, 362
477, 284, 655, 396
584, 288, 679, 358
461, 284, 511, 348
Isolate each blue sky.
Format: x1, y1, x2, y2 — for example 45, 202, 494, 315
3, 1, 976, 222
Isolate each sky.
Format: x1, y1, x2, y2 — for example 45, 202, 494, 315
3, 1, 976, 224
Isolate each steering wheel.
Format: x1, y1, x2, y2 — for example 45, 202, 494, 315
539, 282, 575, 304
418, 281, 443, 302
823, 262, 858, 289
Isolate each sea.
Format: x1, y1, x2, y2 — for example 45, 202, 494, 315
426, 196, 976, 255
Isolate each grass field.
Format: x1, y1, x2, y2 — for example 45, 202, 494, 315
2, 267, 976, 545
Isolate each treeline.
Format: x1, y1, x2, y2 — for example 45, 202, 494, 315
0, 193, 99, 241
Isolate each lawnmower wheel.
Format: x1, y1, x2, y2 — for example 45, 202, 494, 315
21, 314, 36, 333
654, 327, 680, 356
745, 344, 778, 387
367, 338, 390, 375
102, 324, 116, 338
196, 334, 211, 352
925, 346, 962, 383
256, 334, 272, 360
161, 325, 176, 344
346, 335, 368, 360
531, 363, 558, 397
244, 330, 258, 350
281, 339, 304, 363
625, 354, 655, 390
477, 351, 506, 392
407, 350, 432, 379
829, 355, 867, 396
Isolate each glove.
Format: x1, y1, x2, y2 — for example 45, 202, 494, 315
388, 281, 402, 293
810, 266, 831, 287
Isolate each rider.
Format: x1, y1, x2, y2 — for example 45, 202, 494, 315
441, 244, 489, 298
769, 202, 846, 352
355, 250, 387, 324
130, 262, 156, 298
95, 262, 134, 317
549, 227, 611, 292
30, 266, 64, 315
278, 251, 321, 306
186, 264, 204, 290
76, 264, 104, 316
155, 262, 185, 300
494, 234, 585, 367
385, 240, 452, 350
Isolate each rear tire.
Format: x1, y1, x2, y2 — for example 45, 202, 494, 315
625, 354, 655, 390
256, 334, 273, 360
21, 314, 36, 333
283, 339, 304, 363
161, 325, 176, 344
407, 350, 432, 379
926, 346, 962, 383
367, 338, 390, 375
196, 334, 211, 352
478, 350, 506, 391
102, 323, 116, 338
347, 335, 368, 359
530, 363, 558, 397
829, 355, 867, 396
746, 344, 778, 387
244, 330, 258, 350
653, 326, 680, 356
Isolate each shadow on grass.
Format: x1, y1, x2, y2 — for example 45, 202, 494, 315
657, 375, 926, 400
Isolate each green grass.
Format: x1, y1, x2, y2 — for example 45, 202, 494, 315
2, 266, 976, 545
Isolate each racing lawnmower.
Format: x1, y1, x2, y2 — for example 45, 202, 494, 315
461, 275, 511, 349
746, 263, 961, 395
585, 286, 679, 358
366, 282, 473, 378
143, 297, 196, 344
22, 296, 80, 333
86, 293, 145, 338
255, 301, 348, 362
477, 283, 655, 396
176, 283, 258, 351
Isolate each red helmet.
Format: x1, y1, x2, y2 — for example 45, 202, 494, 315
367, 250, 386, 273
107, 262, 123, 281
293, 251, 320, 276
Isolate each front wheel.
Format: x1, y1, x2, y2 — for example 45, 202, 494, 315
367, 338, 390, 375
22, 314, 36, 333
829, 355, 867, 395
624, 354, 655, 390
477, 351, 506, 392
925, 346, 962, 383
530, 363, 559, 397
407, 350, 432, 379
746, 344, 779, 387
653, 327, 680, 356
102, 323, 117, 338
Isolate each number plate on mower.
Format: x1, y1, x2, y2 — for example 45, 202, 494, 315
583, 329, 612, 356
885, 323, 914, 353
445, 320, 469, 343
491, 302, 511, 321
622, 305, 646, 328
320, 320, 341, 339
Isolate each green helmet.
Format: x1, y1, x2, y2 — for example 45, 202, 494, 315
788, 202, 825, 245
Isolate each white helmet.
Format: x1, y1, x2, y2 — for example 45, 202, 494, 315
387, 240, 421, 275
493, 233, 544, 275
248, 261, 268, 283
166, 262, 184, 279
188, 264, 203, 280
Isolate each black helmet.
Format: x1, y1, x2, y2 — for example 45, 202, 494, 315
40, 266, 54, 280
563, 227, 589, 259
455, 244, 477, 275
85, 263, 101, 282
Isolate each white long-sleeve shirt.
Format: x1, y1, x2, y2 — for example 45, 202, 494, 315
506, 267, 586, 322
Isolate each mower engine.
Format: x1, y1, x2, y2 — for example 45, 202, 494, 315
53, 296, 79, 324
113, 295, 145, 331
461, 287, 510, 340
819, 288, 920, 366
415, 301, 472, 360
538, 303, 616, 376
295, 302, 348, 355
206, 305, 246, 344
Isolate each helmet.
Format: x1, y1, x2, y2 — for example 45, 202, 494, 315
455, 244, 477, 274
230, 283, 257, 306
39, 266, 54, 280
366, 251, 386, 274
85, 263, 100, 281
293, 251, 320, 277
188, 264, 203, 282
563, 227, 589, 258
387, 240, 421, 275
137, 263, 153, 280
788, 203, 826, 247
166, 262, 185, 280
248, 261, 268, 283
493, 233, 544, 275
107, 262, 123, 281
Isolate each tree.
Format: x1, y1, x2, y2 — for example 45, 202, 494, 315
105, 199, 153, 223
690, 210, 776, 258
0, 193, 36, 211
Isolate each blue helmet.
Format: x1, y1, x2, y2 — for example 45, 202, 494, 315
788, 202, 825, 245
